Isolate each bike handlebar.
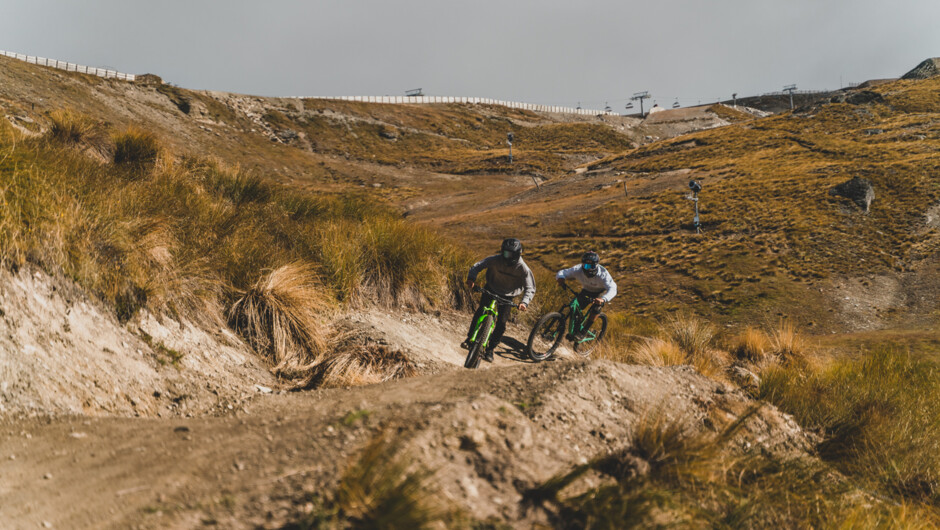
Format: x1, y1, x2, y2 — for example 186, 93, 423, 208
558, 281, 609, 306
472, 285, 517, 306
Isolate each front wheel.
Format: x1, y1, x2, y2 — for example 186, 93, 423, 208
464, 315, 494, 369
526, 312, 565, 362
573, 313, 608, 357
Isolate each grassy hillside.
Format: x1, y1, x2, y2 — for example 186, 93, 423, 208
0, 112, 468, 379
518, 77, 940, 331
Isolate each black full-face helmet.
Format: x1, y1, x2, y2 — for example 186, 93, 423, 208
581, 251, 600, 278
500, 238, 523, 266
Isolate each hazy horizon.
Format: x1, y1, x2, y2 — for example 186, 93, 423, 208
2, 0, 938, 110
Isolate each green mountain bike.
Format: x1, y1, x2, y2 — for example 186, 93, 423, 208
464, 286, 515, 369
526, 283, 608, 362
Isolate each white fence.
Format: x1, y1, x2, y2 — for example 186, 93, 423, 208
302, 95, 614, 116
0, 50, 135, 81
759, 89, 830, 97
1, 48, 611, 115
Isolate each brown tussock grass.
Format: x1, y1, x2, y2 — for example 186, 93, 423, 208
323, 434, 454, 528
665, 313, 716, 359
730, 327, 771, 363
229, 262, 330, 375
47, 109, 110, 156
620, 314, 731, 380
627, 337, 686, 366
112, 126, 162, 172
769, 320, 810, 367
299, 339, 417, 389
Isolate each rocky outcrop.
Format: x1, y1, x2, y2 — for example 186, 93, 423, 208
830, 176, 875, 212
902, 58, 940, 80
829, 90, 885, 105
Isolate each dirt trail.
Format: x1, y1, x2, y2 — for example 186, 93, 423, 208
345, 306, 576, 371
0, 270, 809, 528
0, 360, 809, 529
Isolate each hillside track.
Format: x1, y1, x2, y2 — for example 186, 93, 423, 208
0, 360, 809, 529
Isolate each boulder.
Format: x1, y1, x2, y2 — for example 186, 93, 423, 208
134, 73, 163, 86
730, 366, 760, 390
830, 177, 875, 212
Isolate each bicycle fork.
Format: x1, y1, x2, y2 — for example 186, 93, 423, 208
469, 303, 498, 346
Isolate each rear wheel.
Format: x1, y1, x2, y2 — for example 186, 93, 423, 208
464, 315, 493, 369
573, 313, 608, 357
526, 312, 565, 362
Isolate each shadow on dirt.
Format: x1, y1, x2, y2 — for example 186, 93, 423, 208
495, 336, 541, 363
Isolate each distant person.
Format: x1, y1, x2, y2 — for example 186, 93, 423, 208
555, 251, 617, 338
462, 238, 536, 362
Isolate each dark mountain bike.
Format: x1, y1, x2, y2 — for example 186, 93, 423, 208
526, 283, 608, 362
464, 286, 516, 369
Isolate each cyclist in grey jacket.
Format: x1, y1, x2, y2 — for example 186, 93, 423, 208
463, 238, 536, 361
556, 251, 616, 338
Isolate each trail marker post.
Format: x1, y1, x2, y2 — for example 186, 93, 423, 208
686, 180, 702, 233
507, 132, 514, 164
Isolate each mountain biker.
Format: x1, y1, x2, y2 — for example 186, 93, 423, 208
555, 251, 617, 338
462, 238, 536, 362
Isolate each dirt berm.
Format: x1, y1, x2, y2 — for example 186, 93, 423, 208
1, 358, 809, 528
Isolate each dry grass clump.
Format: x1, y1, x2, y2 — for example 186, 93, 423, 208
299, 337, 417, 389
769, 320, 809, 366
730, 327, 771, 363
624, 410, 739, 486
112, 126, 162, 171
46, 109, 110, 155
528, 407, 935, 528
294, 435, 455, 528
665, 313, 715, 359
758, 347, 940, 505
229, 263, 329, 375
627, 338, 686, 367
728, 321, 812, 377
624, 314, 730, 378
317, 215, 467, 309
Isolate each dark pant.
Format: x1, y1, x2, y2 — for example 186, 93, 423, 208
576, 289, 604, 330
467, 292, 513, 349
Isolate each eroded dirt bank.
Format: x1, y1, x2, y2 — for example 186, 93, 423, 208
0, 360, 808, 529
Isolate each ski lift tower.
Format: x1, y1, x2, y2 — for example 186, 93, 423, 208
783, 84, 797, 110
631, 91, 651, 117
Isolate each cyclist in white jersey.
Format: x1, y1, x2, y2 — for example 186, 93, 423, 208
555, 251, 617, 338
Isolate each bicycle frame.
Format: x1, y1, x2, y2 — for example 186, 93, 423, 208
468, 287, 514, 347
468, 298, 499, 345
559, 284, 600, 343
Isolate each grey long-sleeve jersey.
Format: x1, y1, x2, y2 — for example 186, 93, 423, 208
556, 264, 617, 302
468, 255, 536, 305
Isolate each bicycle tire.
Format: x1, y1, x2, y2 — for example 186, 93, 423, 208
526, 312, 565, 362
573, 313, 608, 357
464, 315, 494, 369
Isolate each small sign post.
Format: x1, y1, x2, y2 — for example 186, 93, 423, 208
686, 181, 702, 233
507, 132, 514, 164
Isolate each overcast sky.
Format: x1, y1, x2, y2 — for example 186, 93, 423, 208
2, 0, 938, 110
